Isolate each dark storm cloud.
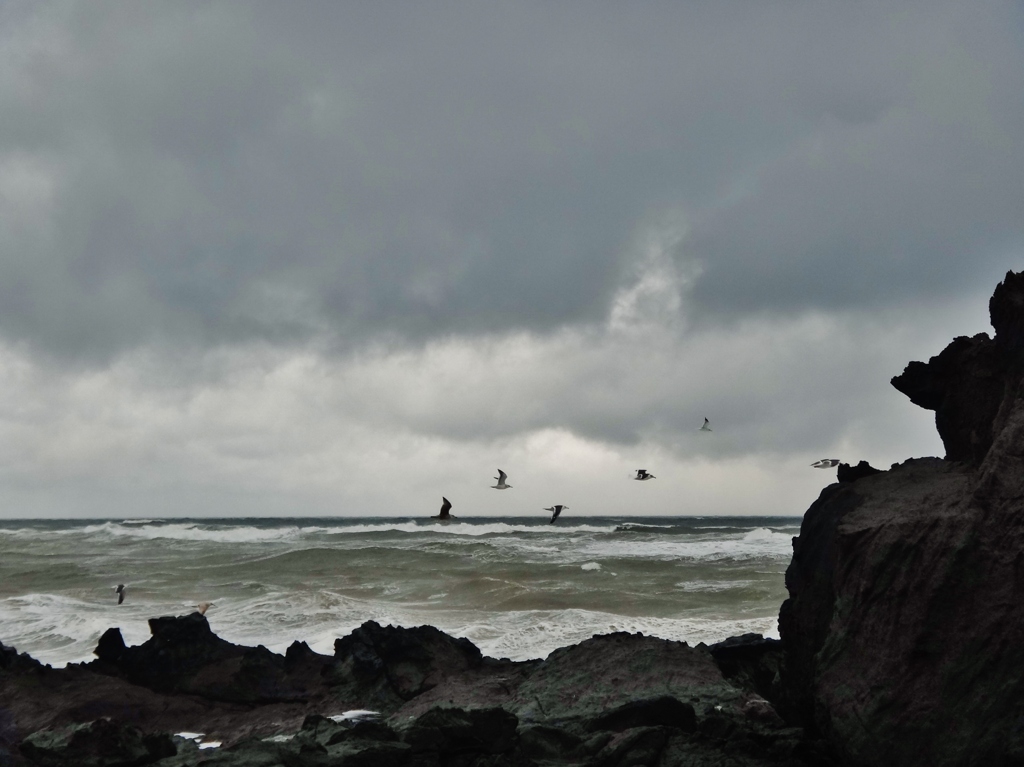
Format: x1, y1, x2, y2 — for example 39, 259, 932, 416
0, 1, 1020, 361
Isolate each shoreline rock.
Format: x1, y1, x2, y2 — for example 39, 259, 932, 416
1, 617, 820, 766
780, 270, 1024, 766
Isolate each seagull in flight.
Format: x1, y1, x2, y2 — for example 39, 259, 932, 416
699, 418, 712, 432
811, 459, 840, 468
432, 497, 454, 520
491, 469, 512, 489
545, 505, 568, 524
115, 584, 126, 605
634, 469, 656, 481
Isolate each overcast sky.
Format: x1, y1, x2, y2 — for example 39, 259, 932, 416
0, 1, 1021, 518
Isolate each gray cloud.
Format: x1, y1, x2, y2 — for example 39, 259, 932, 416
0, 1, 1020, 517
1, 1, 1019, 362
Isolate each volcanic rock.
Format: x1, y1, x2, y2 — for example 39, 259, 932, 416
835, 460, 882, 483
781, 270, 1024, 766
18, 718, 177, 767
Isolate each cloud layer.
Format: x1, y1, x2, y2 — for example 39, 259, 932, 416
0, 1, 1018, 516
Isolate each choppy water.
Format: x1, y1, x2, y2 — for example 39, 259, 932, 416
0, 516, 798, 666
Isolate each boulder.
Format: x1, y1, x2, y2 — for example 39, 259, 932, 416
333, 620, 483, 701
508, 632, 740, 728
395, 705, 518, 756
89, 612, 332, 705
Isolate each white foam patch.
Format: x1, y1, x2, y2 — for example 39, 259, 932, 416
456, 609, 780, 661
329, 710, 380, 722
675, 580, 759, 593
74, 521, 309, 543
567, 527, 793, 561
0, 593, 165, 666
581, 562, 601, 571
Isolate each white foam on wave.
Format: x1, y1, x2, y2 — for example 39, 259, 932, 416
74, 521, 309, 544
1, 584, 783, 668
615, 523, 674, 532
580, 562, 601, 571
675, 579, 759, 593
0, 593, 169, 666
186, 590, 412, 658
456, 608, 780, 661
565, 527, 793, 562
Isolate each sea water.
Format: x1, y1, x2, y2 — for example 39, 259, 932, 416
0, 516, 799, 667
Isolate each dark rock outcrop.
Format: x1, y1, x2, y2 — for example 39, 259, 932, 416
333, 620, 484, 702
890, 271, 1024, 466
835, 460, 881, 483
3, 617, 820, 766
89, 613, 338, 707
18, 718, 177, 767
781, 270, 1024, 766
1, 640, 43, 673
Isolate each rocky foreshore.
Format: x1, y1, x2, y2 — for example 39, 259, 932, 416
6, 271, 1024, 767
1, 616, 830, 766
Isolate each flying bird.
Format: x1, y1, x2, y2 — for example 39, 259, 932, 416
634, 469, 656, 481
115, 584, 126, 605
491, 470, 512, 489
432, 497, 454, 520
699, 418, 712, 432
811, 459, 840, 468
545, 505, 568, 524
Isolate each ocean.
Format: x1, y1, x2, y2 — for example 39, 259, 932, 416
0, 516, 799, 667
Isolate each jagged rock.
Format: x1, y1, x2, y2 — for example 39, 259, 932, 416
334, 621, 483, 701
781, 271, 1024, 766
1, 641, 43, 673
508, 632, 741, 728
88, 612, 332, 706
18, 718, 177, 767
93, 628, 127, 664
836, 460, 882, 483
396, 705, 518, 756
891, 270, 1024, 465
585, 696, 696, 733
708, 633, 785, 711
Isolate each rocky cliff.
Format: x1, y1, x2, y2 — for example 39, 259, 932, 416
779, 270, 1024, 766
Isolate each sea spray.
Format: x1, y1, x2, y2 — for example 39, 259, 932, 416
0, 516, 797, 666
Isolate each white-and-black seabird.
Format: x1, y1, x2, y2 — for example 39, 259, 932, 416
811, 459, 840, 468
115, 584, 126, 605
634, 469, 656, 481
432, 497, 454, 520
491, 470, 512, 489
700, 418, 712, 432
545, 505, 568, 524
